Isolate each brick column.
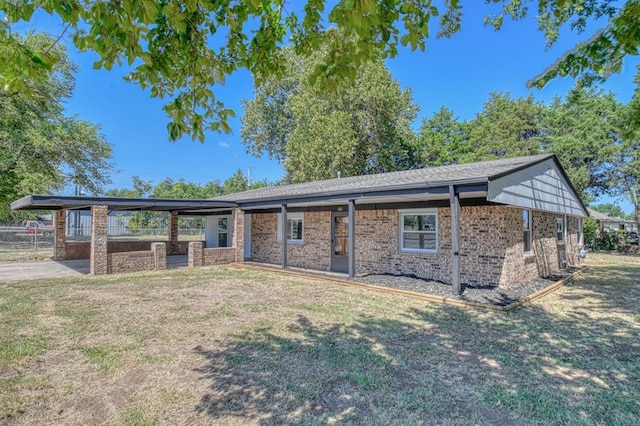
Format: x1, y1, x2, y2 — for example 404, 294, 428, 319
151, 242, 167, 270
188, 241, 203, 267
232, 208, 244, 262
168, 211, 179, 255
53, 210, 67, 260
90, 205, 108, 275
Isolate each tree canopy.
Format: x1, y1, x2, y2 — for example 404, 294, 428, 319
417, 87, 627, 203
242, 39, 418, 182
2, 1, 638, 141
0, 32, 113, 221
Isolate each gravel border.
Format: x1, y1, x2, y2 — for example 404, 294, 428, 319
353, 268, 580, 307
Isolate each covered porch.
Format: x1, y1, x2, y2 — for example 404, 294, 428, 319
11, 195, 240, 275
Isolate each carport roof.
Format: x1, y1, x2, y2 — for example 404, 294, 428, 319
10, 194, 235, 214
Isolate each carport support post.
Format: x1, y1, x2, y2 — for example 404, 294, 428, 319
449, 185, 461, 295
168, 211, 179, 255
281, 203, 287, 269
348, 199, 356, 278
53, 210, 66, 260
90, 204, 108, 275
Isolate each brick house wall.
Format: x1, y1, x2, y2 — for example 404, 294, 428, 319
249, 205, 581, 287
250, 211, 331, 271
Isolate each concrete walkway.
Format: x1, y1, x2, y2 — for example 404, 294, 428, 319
0, 259, 90, 282
0, 255, 189, 283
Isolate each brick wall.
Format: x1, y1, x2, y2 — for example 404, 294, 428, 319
250, 212, 331, 271
202, 247, 236, 266
249, 205, 578, 287
63, 240, 194, 260
107, 251, 155, 274
106, 243, 167, 274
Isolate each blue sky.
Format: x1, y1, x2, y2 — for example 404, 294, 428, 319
19, 4, 639, 213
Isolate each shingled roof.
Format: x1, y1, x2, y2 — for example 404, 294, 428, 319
214, 154, 554, 204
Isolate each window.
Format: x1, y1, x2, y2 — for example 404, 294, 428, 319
217, 217, 229, 247
556, 217, 565, 243
523, 209, 532, 253
400, 210, 437, 253
277, 212, 304, 244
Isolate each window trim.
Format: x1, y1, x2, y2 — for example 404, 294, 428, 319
277, 212, 304, 245
399, 208, 438, 254
523, 209, 532, 254
556, 217, 565, 243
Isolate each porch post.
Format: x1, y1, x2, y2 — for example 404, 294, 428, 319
168, 211, 179, 255
281, 203, 287, 269
348, 199, 356, 278
90, 204, 108, 275
53, 209, 67, 260
449, 185, 461, 295
563, 214, 569, 268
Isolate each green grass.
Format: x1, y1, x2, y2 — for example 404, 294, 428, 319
0, 254, 638, 425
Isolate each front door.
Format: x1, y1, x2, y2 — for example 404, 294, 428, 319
331, 212, 349, 273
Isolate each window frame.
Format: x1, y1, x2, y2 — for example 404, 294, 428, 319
277, 212, 304, 245
523, 209, 532, 253
399, 209, 438, 254
217, 216, 230, 248
556, 217, 565, 243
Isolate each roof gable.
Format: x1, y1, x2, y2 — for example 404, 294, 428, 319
487, 157, 587, 217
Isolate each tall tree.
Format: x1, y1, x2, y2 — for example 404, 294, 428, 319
543, 86, 625, 200
417, 106, 471, 167
610, 71, 640, 230
0, 33, 112, 220
242, 38, 419, 182
3, 1, 637, 141
466, 93, 545, 161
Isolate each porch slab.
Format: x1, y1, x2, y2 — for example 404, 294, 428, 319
0, 259, 89, 282
232, 262, 585, 312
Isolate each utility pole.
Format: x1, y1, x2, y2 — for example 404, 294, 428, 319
247, 167, 252, 188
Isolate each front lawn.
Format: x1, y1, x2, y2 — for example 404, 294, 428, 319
1, 253, 638, 425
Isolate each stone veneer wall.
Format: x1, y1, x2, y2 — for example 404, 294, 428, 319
250, 205, 580, 287
63, 240, 192, 260
202, 247, 237, 266
106, 242, 166, 274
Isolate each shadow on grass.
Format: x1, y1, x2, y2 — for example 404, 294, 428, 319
193, 261, 640, 424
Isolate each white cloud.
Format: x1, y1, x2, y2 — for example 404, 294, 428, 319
218, 141, 230, 148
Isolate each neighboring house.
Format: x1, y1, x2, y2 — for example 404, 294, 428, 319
11, 154, 587, 291
587, 208, 637, 233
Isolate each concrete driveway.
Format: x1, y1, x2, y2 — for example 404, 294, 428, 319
0, 259, 89, 282
0, 255, 188, 282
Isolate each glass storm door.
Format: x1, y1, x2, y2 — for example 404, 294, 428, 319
331, 212, 349, 273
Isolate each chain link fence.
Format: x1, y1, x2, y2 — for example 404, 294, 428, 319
0, 226, 54, 262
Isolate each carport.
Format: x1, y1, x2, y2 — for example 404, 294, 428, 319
10, 195, 236, 275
